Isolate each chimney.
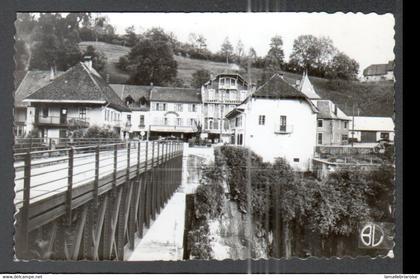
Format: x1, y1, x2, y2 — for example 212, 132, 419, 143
106, 74, 110, 83
83, 55, 93, 71
49, 66, 55, 81
295, 79, 301, 88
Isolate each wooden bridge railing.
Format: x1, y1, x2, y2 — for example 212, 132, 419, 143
14, 140, 184, 260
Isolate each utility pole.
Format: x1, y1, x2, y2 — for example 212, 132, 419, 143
351, 101, 355, 147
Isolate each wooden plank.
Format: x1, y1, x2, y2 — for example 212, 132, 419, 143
93, 195, 108, 260
71, 206, 88, 260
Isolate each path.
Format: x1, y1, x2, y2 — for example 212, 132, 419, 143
126, 145, 214, 261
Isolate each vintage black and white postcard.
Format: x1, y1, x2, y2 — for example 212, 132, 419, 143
12, 11, 396, 262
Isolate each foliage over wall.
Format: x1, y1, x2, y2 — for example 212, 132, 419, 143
216, 145, 394, 257
188, 161, 225, 259
72, 125, 120, 139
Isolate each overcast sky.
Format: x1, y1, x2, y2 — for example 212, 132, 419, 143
102, 12, 395, 74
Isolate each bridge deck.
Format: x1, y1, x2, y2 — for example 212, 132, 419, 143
14, 144, 157, 206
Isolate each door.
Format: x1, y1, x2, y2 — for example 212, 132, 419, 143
361, 131, 377, 142
60, 108, 67, 124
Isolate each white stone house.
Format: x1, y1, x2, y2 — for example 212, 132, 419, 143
297, 71, 350, 145
14, 69, 64, 137
226, 74, 319, 171
148, 86, 202, 140
23, 62, 130, 141
349, 116, 395, 143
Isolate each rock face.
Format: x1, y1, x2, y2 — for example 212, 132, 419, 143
208, 188, 268, 260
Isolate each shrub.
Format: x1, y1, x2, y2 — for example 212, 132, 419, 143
84, 125, 120, 139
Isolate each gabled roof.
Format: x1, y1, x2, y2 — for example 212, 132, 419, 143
24, 63, 130, 111
253, 74, 310, 99
298, 71, 321, 99
14, 70, 64, 107
350, 116, 394, 132
110, 84, 151, 101
315, 100, 350, 120
247, 74, 318, 113
150, 86, 202, 104
363, 61, 394, 76
110, 84, 151, 111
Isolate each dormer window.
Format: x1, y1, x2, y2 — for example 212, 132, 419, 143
219, 77, 237, 88
125, 96, 134, 106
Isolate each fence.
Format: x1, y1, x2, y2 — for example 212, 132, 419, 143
13, 137, 124, 155
14, 140, 184, 260
315, 145, 374, 156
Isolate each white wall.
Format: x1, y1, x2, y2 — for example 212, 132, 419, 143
241, 98, 317, 171
150, 102, 202, 128
349, 130, 395, 142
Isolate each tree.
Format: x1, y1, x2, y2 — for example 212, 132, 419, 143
262, 35, 285, 81
82, 45, 107, 73
124, 25, 138, 47
235, 40, 245, 64
289, 35, 337, 77
220, 37, 234, 64
325, 52, 360, 80
125, 28, 178, 86
28, 13, 82, 71
191, 69, 211, 88
15, 39, 31, 71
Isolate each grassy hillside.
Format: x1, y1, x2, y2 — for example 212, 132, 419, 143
79, 41, 247, 85
79, 41, 394, 117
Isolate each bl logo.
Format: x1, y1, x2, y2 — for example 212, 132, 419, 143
358, 222, 393, 249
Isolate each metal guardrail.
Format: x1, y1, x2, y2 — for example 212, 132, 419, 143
14, 140, 184, 260
14, 140, 183, 207
13, 137, 124, 155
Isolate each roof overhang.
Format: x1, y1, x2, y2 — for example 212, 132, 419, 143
23, 99, 107, 104
225, 108, 244, 119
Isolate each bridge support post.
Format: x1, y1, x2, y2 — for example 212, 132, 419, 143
151, 142, 156, 220
16, 152, 31, 259
66, 147, 74, 225
156, 142, 161, 215
144, 141, 151, 228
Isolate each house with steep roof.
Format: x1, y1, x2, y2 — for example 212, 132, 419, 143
362, 60, 394, 82
296, 71, 350, 145
315, 100, 351, 145
297, 70, 321, 100
110, 84, 151, 139
14, 69, 64, 137
201, 73, 252, 143
148, 86, 203, 140
23, 61, 130, 140
349, 116, 394, 143
226, 74, 318, 171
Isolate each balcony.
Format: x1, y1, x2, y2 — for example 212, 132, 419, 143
36, 116, 89, 128
150, 125, 196, 133
274, 125, 293, 134
218, 84, 238, 90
